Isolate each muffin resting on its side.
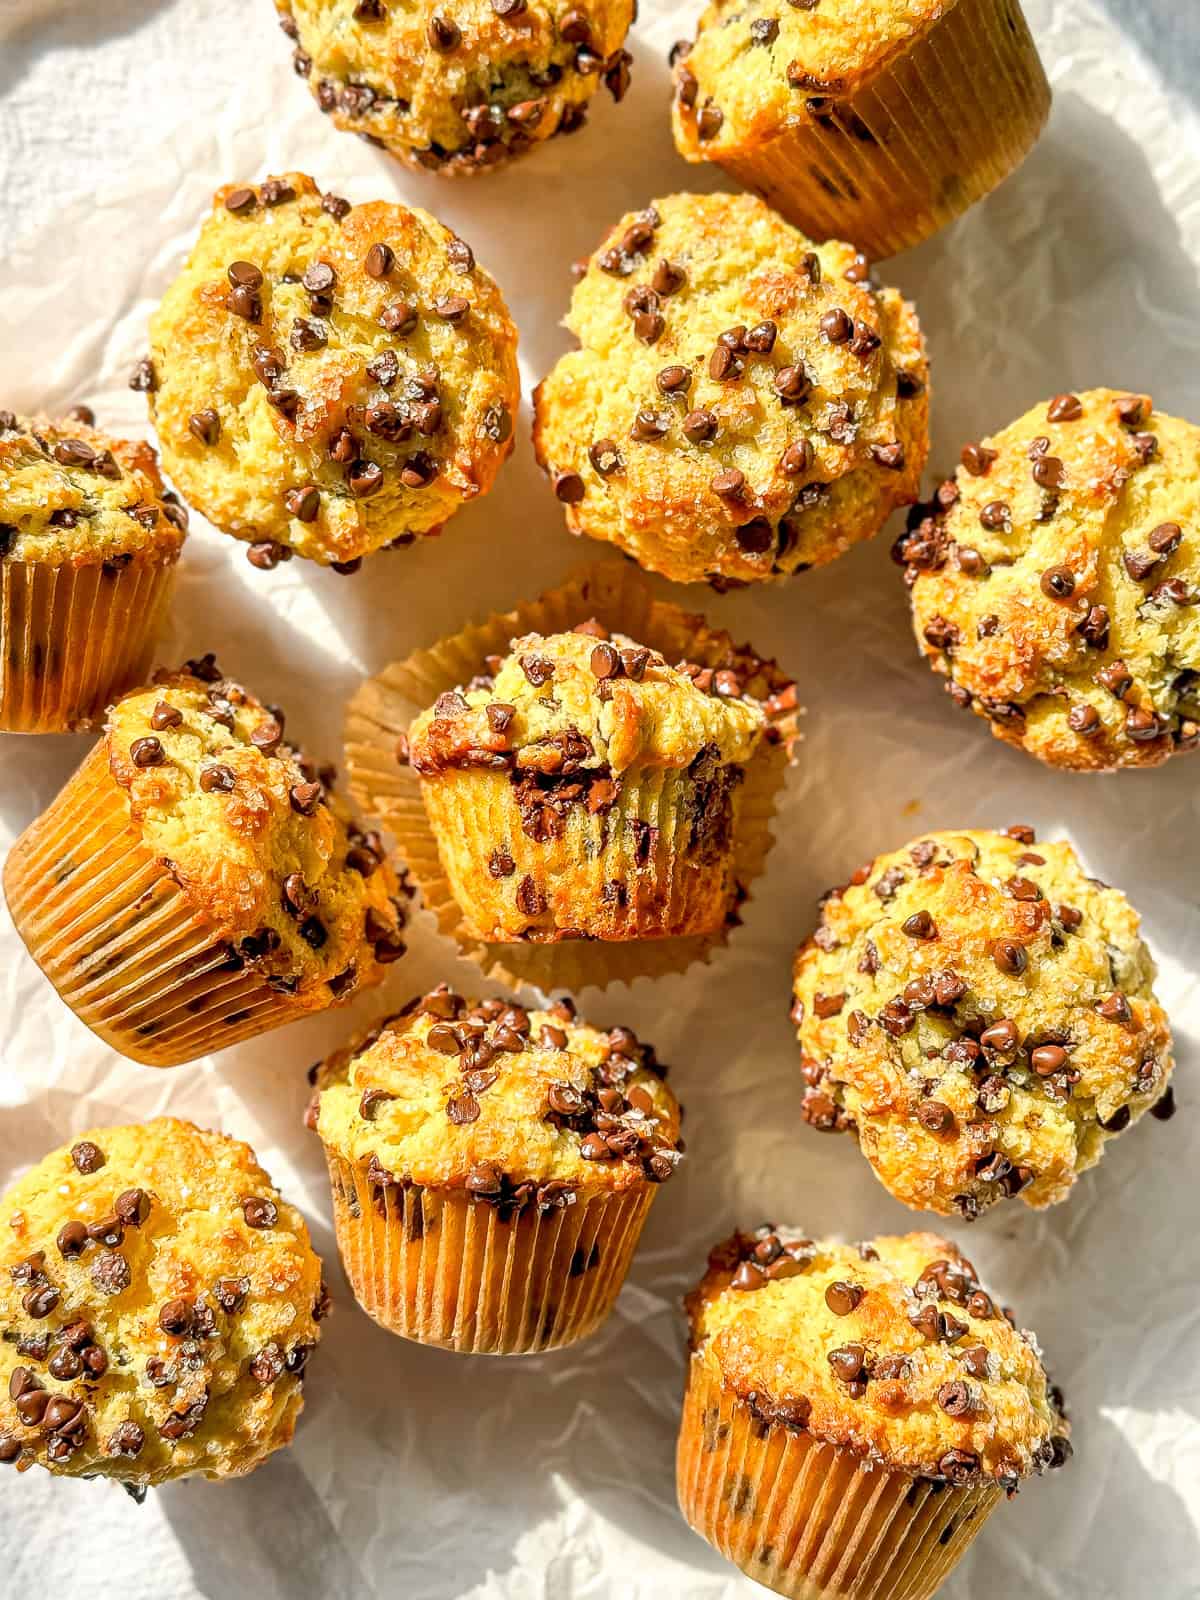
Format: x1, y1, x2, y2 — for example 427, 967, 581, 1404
679, 1227, 1069, 1600
533, 193, 928, 587
792, 828, 1175, 1220
0, 413, 185, 733
671, 0, 1050, 260
277, 0, 635, 175
403, 621, 786, 942
0, 1119, 326, 1491
142, 173, 519, 568
4, 658, 410, 1066
313, 986, 681, 1353
895, 388, 1200, 771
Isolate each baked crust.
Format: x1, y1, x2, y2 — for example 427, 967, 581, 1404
533, 192, 928, 586
897, 387, 1200, 770
792, 827, 1174, 1218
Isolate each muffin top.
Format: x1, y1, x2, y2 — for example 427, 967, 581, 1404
0, 413, 185, 568
895, 388, 1200, 771
672, 0, 949, 160
315, 986, 682, 1201
687, 1226, 1070, 1489
104, 659, 409, 1006
792, 828, 1174, 1219
407, 624, 776, 780
532, 193, 928, 586
143, 173, 519, 567
0, 1118, 326, 1488
277, 0, 634, 174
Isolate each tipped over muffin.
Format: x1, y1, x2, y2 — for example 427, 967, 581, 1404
140, 173, 519, 569
792, 827, 1175, 1219
678, 1225, 1070, 1600
533, 192, 928, 587
0, 412, 185, 733
895, 388, 1200, 771
0, 1118, 326, 1491
5, 657, 410, 1066
312, 986, 682, 1353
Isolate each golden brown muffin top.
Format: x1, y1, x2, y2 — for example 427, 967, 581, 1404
895, 388, 1200, 771
0, 1118, 326, 1487
277, 0, 634, 174
792, 828, 1174, 1219
687, 1226, 1070, 1488
672, 0, 950, 159
533, 192, 928, 586
104, 659, 409, 1005
314, 986, 682, 1201
406, 624, 775, 780
0, 413, 186, 568
143, 173, 519, 567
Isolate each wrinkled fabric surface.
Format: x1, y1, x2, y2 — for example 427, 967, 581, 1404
0, 0, 1197, 1596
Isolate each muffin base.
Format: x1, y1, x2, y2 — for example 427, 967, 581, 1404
677, 1358, 1002, 1600
326, 1151, 654, 1354
0, 554, 176, 733
712, 0, 1051, 260
345, 560, 797, 991
3, 743, 304, 1066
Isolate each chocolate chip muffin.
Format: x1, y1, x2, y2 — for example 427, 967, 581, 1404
0, 1118, 326, 1492
895, 388, 1200, 771
4, 657, 410, 1067
277, 0, 634, 174
679, 1226, 1070, 1600
671, 0, 1051, 260
533, 193, 928, 587
792, 827, 1175, 1220
404, 620, 789, 941
140, 173, 519, 568
0, 412, 185, 733
312, 986, 681, 1353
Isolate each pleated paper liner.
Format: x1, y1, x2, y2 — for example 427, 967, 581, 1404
325, 1151, 655, 1354
676, 1358, 1003, 1600
0, 553, 177, 733
714, 0, 1051, 261
3, 742, 311, 1067
344, 560, 798, 992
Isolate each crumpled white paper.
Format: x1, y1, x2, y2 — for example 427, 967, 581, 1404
1, 0, 1198, 1594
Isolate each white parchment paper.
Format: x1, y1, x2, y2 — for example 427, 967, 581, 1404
1, 1, 1198, 1595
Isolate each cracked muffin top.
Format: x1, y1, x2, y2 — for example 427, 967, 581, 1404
533, 192, 928, 586
0, 1118, 326, 1488
792, 827, 1174, 1219
406, 625, 772, 778
671, 0, 949, 161
102, 658, 409, 1007
687, 1226, 1070, 1489
895, 388, 1200, 771
276, 0, 634, 174
0, 413, 185, 568
314, 986, 682, 1197
142, 173, 519, 567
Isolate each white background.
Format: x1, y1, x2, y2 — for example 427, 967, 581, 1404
1, 0, 1198, 1595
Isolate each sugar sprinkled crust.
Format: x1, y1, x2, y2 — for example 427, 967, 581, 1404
406, 626, 771, 778
687, 1226, 1070, 1488
0, 1118, 326, 1487
0, 413, 185, 568
142, 173, 519, 568
895, 388, 1200, 770
277, 0, 635, 174
105, 659, 410, 1005
792, 827, 1175, 1218
671, 0, 950, 160
314, 985, 682, 1200
533, 192, 928, 587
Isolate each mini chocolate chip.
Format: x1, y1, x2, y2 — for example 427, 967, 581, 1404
242, 1196, 278, 1229
200, 764, 236, 793
1040, 565, 1076, 600
554, 471, 585, 503
130, 736, 164, 768
824, 1281, 863, 1316
991, 938, 1028, 976
71, 1141, 105, 1174
918, 1101, 956, 1134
